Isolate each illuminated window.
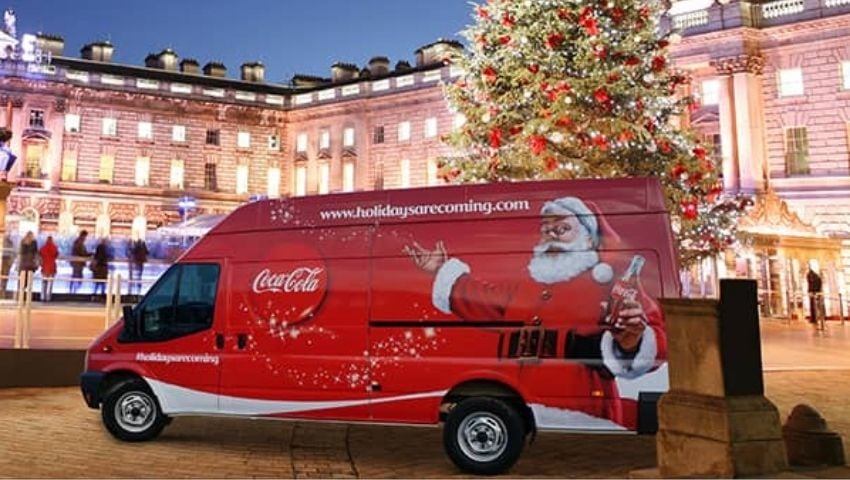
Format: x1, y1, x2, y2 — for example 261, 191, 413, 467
343, 161, 355, 192
400, 158, 411, 188
172, 125, 186, 142
102, 117, 117, 136
237, 131, 251, 149
170, 159, 184, 189
296, 133, 308, 153
138, 121, 153, 140
135, 156, 150, 186
318, 163, 330, 194
267, 166, 281, 198
701, 79, 720, 106
295, 164, 307, 196
65, 114, 81, 133
99, 154, 114, 183
425, 117, 438, 138
61, 151, 78, 182
319, 130, 330, 150
778, 68, 804, 97
343, 127, 355, 148
236, 163, 249, 194
398, 121, 411, 142
785, 127, 809, 175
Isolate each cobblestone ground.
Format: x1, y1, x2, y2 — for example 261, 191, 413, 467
1, 370, 849, 479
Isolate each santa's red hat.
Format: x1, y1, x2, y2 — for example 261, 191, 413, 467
540, 196, 621, 284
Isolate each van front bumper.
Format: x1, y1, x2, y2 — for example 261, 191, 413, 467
80, 371, 105, 409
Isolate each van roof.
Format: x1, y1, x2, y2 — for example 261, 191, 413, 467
207, 177, 668, 235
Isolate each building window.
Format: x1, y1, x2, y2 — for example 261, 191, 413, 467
296, 133, 308, 153
398, 121, 411, 142
135, 156, 151, 186
318, 163, 330, 194
24, 143, 43, 178
373, 126, 385, 144
237, 131, 251, 149
343, 127, 355, 148
65, 114, 81, 133
319, 130, 330, 151
99, 154, 114, 183
453, 113, 467, 130
170, 159, 184, 189
425, 117, 438, 138
61, 151, 78, 182
102, 117, 117, 136
172, 125, 186, 142
295, 164, 308, 196
204, 161, 217, 190
427, 158, 440, 186
138, 121, 153, 140
268, 134, 280, 151
343, 161, 355, 192
778, 68, 804, 97
206, 129, 220, 146
701, 79, 720, 106
236, 162, 249, 194
400, 158, 411, 188
785, 127, 810, 175
28, 109, 45, 129
267, 166, 281, 198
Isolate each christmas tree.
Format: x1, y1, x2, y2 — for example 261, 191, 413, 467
441, 0, 749, 266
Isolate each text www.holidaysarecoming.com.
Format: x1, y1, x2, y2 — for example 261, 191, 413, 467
318, 199, 532, 221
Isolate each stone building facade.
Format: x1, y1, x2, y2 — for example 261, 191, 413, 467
669, 0, 850, 315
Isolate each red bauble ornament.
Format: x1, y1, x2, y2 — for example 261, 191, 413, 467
594, 45, 608, 60
501, 13, 515, 27
528, 64, 540, 74
671, 163, 686, 178
592, 134, 609, 150
651, 56, 666, 72
657, 39, 670, 49
681, 199, 699, 220
618, 130, 635, 142
693, 146, 706, 161
529, 135, 548, 155
489, 128, 502, 149
509, 126, 523, 136
499, 35, 512, 45
476, 5, 490, 19
593, 87, 610, 104
581, 17, 599, 36
610, 7, 625, 22
556, 116, 572, 128
483, 66, 497, 82
657, 139, 673, 155
624, 56, 641, 67
545, 33, 565, 49
607, 72, 620, 83
544, 156, 558, 172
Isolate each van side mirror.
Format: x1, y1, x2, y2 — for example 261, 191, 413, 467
122, 305, 140, 339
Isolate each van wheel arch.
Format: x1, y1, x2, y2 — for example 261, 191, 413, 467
100, 371, 143, 403
441, 380, 535, 438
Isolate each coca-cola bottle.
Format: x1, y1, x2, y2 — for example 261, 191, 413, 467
600, 255, 645, 331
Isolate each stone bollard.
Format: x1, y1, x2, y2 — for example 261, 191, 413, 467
783, 404, 846, 467
656, 279, 788, 478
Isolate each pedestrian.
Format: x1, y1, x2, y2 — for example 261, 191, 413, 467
91, 238, 110, 298
17, 231, 38, 296
39, 235, 58, 302
70, 230, 90, 295
807, 262, 823, 325
128, 238, 148, 295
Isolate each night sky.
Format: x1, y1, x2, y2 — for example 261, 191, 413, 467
6, 0, 472, 84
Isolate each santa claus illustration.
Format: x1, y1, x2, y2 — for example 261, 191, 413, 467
405, 196, 666, 428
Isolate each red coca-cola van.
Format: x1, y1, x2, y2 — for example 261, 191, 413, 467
81, 177, 679, 475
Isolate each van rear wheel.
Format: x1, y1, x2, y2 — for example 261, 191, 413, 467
101, 379, 168, 442
443, 397, 525, 475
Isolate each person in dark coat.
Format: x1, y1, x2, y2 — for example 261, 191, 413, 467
807, 262, 823, 325
91, 238, 111, 298
70, 230, 90, 295
128, 238, 149, 295
18, 231, 38, 273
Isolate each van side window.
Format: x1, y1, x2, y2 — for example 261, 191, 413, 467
136, 264, 220, 341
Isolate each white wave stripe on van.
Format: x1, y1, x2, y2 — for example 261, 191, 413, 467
530, 404, 628, 431
145, 377, 447, 416
615, 363, 669, 401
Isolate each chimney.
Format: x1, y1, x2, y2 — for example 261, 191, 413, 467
81, 41, 114, 62
368, 56, 390, 77
202, 61, 227, 78
394, 60, 412, 72
291, 74, 330, 88
36, 33, 64, 57
240, 61, 265, 82
415, 38, 463, 67
180, 58, 200, 74
144, 53, 158, 68
331, 62, 359, 83
158, 48, 178, 71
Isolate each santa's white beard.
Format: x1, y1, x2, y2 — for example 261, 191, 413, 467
528, 239, 600, 285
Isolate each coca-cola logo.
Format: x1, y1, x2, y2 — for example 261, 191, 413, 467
252, 267, 324, 294
247, 243, 328, 326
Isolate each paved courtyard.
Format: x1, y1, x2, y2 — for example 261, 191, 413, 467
1, 320, 849, 478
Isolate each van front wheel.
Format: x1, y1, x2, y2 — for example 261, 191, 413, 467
101, 379, 168, 442
443, 397, 525, 475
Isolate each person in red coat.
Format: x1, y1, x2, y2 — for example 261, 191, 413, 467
39, 235, 59, 302
406, 196, 666, 430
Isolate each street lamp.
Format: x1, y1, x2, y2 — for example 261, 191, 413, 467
176, 195, 197, 247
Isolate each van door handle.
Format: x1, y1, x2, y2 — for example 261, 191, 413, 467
215, 333, 224, 350
237, 334, 248, 350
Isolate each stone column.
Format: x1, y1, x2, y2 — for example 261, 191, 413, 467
657, 280, 788, 477
716, 73, 739, 192
712, 55, 768, 194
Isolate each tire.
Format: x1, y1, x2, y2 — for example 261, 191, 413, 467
443, 397, 526, 475
101, 378, 168, 442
